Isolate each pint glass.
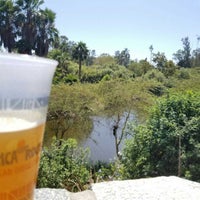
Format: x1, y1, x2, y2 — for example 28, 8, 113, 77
0, 53, 57, 200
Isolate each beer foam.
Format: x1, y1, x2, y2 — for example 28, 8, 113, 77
0, 117, 38, 132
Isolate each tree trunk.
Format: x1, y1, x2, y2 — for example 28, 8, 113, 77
78, 59, 82, 81
178, 134, 181, 177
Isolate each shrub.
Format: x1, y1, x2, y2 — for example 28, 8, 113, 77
176, 68, 190, 79
101, 74, 111, 81
128, 60, 153, 77
112, 67, 132, 79
148, 85, 166, 96
144, 69, 166, 83
64, 73, 78, 84
81, 66, 113, 83
37, 138, 90, 192
122, 92, 200, 182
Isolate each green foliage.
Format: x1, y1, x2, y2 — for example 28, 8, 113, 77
128, 59, 153, 77
93, 53, 116, 66
176, 68, 190, 79
192, 47, 200, 67
112, 66, 133, 79
72, 41, 89, 80
0, 0, 58, 55
97, 80, 132, 115
148, 84, 166, 96
173, 37, 191, 68
121, 125, 151, 179
91, 160, 123, 182
79, 64, 133, 83
34, 8, 58, 56
153, 52, 167, 72
115, 48, 130, 67
163, 60, 177, 77
101, 74, 111, 81
122, 92, 200, 182
144, 69, 166, 83
45, 68, 200, 186
81, 66, 113, 83
65, 73, 78, 84
37, 138, 90, 192
169, 68, 200, 93
0, 0, 17, 52
153, 52, 176, 77
48, 49, 70, 84
143, 70, 167, 96
46, 83, 96, 146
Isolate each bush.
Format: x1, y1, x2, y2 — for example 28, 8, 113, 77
122, 92, 200, 182
176, 68, 190, 79
101, 74, 111, 81
64, 73, 78, 84
148, 85, 166, 96
128, 60, 153, 77
37, 138, 90, 192
112, 67, 132, 79
144, 69, 166, 83
81, 66, 113, 83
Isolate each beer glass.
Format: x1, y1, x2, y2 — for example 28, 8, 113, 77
0, 53, 57, 200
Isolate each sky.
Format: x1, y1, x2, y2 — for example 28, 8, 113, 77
42, 0, 200, 60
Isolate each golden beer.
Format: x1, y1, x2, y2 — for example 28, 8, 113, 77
0, 118, 45, 200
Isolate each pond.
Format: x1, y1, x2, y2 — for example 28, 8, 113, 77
44, 112, 135, 163
81, 113, 135, 162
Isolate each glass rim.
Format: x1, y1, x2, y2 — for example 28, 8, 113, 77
0, 52, 58, 66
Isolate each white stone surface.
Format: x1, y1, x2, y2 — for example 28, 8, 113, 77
35, 176, 200, 200
92, 176, 200, 200
34, 188, 70, 200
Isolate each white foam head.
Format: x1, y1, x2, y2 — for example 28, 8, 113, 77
0, 117, 38, 132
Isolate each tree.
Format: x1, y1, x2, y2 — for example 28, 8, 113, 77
86, 49, 96, 66
149, 45, 154, 64
153, 52, 167, 71
94, 53, 115, 66
72, 41, 89, 80
15, 0, 44, 54
53, 35, 69, 52
34, 8, 58, 56
115, 48, 130, 67
52, 35, 76, 58
0, 0, 17, 52
173, 37, 191, 68
122, 93, 200, 182
48, 36, 79, 84
48, 49, 70, 83
191, 36, 200, 67
128, 59, 153, 77
192, 48, 200, 67
0, 0, 58, 55
153, 52, 176, 77
112, 111, 131, 159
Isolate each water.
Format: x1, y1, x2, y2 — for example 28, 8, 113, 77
81, 112, 135, 162
45, 112, 135, 163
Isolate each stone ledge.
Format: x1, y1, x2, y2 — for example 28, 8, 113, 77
35, 176, 200, 200
34, 188, 96, 200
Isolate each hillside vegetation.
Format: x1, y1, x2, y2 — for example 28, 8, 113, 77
39, 62, 200, 191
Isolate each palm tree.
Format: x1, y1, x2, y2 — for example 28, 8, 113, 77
15, 0, 44, 54
72, 41, 89, 80
35, 8, 59, 56
0, 0, 17, 52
